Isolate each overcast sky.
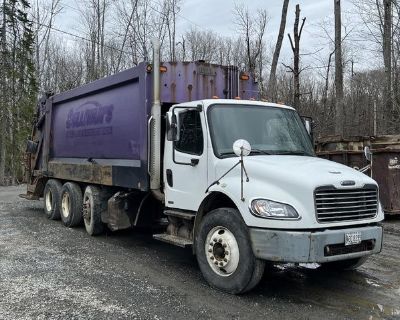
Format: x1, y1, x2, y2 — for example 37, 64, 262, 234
56, 0, 377, 72
175, 0, 359, 67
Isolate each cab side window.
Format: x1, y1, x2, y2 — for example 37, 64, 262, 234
175, 110, 203, 155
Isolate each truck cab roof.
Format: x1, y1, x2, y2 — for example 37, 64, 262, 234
174, 99, 296, 111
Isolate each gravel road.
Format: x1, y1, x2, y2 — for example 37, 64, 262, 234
0, 185, 399, 320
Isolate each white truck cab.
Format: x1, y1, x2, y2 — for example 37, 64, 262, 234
162, 99, 383, 294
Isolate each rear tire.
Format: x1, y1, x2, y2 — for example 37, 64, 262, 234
195, 208, 265, 294
83, 185, 109, 236
43, 179, 62, 220
60, 182, 83, 227
320, 257, 368, 271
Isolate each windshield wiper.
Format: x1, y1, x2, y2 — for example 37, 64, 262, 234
273, 150, 312, 156
219, 151, 236, 157
249, 149, 271, 155
220, 149, 271, 157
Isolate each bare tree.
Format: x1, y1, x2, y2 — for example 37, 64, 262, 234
335, 0, 344, 136
233, 4, 268, 83
383, 0, 393, 124
267, 0, 289, 101
284, 4, 306, 109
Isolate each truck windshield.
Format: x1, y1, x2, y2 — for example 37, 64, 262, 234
208, 104, 315, 158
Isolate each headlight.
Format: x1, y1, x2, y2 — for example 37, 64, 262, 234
250, 199, 300, 219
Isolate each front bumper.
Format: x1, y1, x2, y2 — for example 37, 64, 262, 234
249, 225, 383, 263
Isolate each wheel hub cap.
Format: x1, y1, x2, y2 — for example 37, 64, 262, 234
205, 226, 240, 276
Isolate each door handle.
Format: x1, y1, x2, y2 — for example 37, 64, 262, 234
191, 159, 199, 166
166, 169, 173, 187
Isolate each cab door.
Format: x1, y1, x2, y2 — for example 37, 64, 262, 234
164, 107, 208, 211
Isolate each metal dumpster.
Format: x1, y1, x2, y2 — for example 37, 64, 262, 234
371, 135, 400, 215
315, 136, 371, 172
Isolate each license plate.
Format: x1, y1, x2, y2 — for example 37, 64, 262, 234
345, 232, 362, 246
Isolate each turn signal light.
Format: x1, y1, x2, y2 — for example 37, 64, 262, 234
212, 96, 219, 99
234, 96, 241, 100
160, 66, 168, 73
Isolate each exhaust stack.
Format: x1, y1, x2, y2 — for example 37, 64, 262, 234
149, 39, 165, 202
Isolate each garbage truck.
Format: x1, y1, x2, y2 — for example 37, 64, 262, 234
22, 41, 384, 294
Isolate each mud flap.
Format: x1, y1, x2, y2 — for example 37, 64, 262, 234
103, 192, 137, 231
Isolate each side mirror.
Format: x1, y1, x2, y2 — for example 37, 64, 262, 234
233, 139, 251, 157
302, 116, 313, 136
364, 146, 372, 162
167, 113, 179, 141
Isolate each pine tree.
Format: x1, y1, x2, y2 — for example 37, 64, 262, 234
0, 0, 37, 185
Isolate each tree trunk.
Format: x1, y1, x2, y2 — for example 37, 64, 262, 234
334, 0, 344, 136
0, 0, 7, 185
267, 0, 289, 101
383, 0, 392, 132
287, 4, 305, 109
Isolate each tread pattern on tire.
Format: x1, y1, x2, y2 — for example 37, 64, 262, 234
61, 182, 83, 227
43, 179, 62, 220
84, 185, 110, 236
195, 207, 265, 294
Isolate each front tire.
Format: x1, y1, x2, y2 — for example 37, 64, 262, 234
60, 182, 83, 227
43, 179, 62, 220
195, 208, 265, 294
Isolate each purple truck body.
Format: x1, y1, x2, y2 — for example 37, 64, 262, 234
38, 61, 258, 191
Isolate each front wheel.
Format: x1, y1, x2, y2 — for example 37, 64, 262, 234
320, 257, 368, 271
195, 208, 265, 294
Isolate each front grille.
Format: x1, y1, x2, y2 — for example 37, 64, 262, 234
324, 240, 375, 256
315, 186, 378, 223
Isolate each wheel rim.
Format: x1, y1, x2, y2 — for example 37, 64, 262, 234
205, 226, 240, 277
61, 192, 71, 218
83, 193, 92, 225
45, 189, 53, 212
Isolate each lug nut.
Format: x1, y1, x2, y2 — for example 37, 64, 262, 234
218, 239, 222, 243
219, 262, 223, 266
210, 256, 214, 260
214, 261, 218, 265
225, 251, 229, 255
209, 242, 213, 246
224, 258, 227, 262
213, 238, 217, 242
223, 244, 227, 248
208, 249, 212, 253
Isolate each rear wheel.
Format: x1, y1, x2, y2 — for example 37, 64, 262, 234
320, 257, 368, 271
60, 182, 83, 227
83, 185, 109, 236
43, 179, 62, 220
196, 208, 265, 294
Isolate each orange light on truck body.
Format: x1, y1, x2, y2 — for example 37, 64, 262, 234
240, 73, 250, 81
160, 66, 168, 73
212, 96, 219, 99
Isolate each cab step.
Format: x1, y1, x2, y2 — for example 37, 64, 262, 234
153, 233, 193, 248
164, 209, 196, 221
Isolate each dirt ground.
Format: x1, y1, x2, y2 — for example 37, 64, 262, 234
0, 185, 399, 320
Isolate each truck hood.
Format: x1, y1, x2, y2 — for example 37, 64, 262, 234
215, 155, 375, 191
212, 155, 382, 229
